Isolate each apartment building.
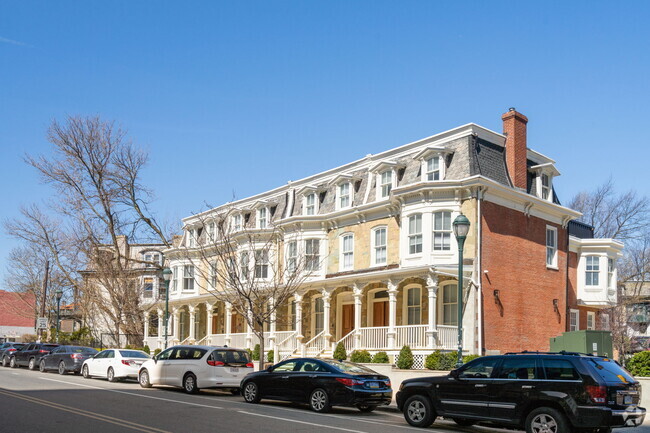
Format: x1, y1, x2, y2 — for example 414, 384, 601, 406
143, 109, 621, 367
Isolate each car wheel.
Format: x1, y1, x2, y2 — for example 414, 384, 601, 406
309, 388, 331, 413
357, 404, 377, 413
9, 357, 17, 368
139, 369, 152, 388
58, 361, 67, 375
39, 360, 46, 373
453, 418, 476, 426
107, 367, 117, 382
82, 365, 90, 379
230, 388, 240, 396
183, 373, 198, 394
243, 382, 260, 403
526, 407, 569, 433
1, 356, 7, 367
403, 395, 435, 428
28, 358, 36, 370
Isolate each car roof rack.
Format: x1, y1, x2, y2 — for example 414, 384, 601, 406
504, 350, 596, 357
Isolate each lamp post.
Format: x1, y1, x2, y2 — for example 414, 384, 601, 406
162, 267, 172, 349
55, 289, 63, 343
452, 213, 470, 368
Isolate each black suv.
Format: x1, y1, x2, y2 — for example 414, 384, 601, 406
396, 352, 646, 432
10, 343, 59, 370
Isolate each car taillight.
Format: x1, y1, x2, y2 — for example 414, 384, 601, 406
246, 363, 254, 368
39, 350, 49, 354
385, 380, 391, 388
121, 360, 134, 366
71, 354, 83, 360
336, 378, 363, 387
8, 348, 16, 352
207, 360, 225, 366
586, 385, 607, 404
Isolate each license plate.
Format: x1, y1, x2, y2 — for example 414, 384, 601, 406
366, 381, 380, 389
230, 367, 239, 373
624, 395, 633, 405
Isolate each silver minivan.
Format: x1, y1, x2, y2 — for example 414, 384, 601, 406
138, 345, 253, 394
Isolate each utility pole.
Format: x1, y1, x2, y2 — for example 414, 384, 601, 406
40, 260, 49, 341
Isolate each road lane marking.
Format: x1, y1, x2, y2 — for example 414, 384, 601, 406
238, 410, 369, 432
38, 376, 224, 409
0, 388, 171, 433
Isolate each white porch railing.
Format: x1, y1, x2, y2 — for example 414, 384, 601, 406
229, 333, 248, 349
359, 327, 388, 350
276, 331, 299, 360
210, 334, 227, 347
437, 325, 460, 350
395, 325, 427, 349
337, 330, 356, 353
304, 330, 325, 356
195, 335, 209, 346
178, 336, 191, 345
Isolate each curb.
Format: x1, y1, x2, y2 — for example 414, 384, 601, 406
377, 404, 401, 413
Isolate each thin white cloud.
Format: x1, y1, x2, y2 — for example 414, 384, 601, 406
0, 36, 31, 47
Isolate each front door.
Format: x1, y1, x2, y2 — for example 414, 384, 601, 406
341, 304, 354, 337
373, 301, 389, 327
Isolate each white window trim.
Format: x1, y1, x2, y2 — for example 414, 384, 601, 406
371, 225, 388, 267
376, 169, 396, 201
585, 255, 600, 287
408, 213, 423, 256
587, 311, 596, 330
311, 295, 325, 337
286, 240, 298, 274
303, 192, 318, 216
257, 207, 268, 229
432, 210, 453, 252
402, 284, 422, 326
569, 309, 579, 331
336, 181, 353, 210
438, 282, 458, 326
182, 265, 195, 292
339, 233, 354, 272
546, 225, 558, 269
232, 214, 242, 232
536, 172, 553, 201
424, 155, 445, 181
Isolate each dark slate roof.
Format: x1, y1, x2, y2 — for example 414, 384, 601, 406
470, 137, 510, 187
568, 220, 594, 239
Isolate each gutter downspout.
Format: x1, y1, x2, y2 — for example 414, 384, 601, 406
477, 187, 483, 356
565, 224, 570, 332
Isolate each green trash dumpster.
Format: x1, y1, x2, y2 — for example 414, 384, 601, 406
550, 330, 613, 357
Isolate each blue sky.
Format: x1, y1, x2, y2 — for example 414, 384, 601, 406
1, 1, 649, 281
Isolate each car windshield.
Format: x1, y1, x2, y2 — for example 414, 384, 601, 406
70, 347, 97, 354
119, 350, 150, 358
590, 358, 636, 383
323, 360, 377, 374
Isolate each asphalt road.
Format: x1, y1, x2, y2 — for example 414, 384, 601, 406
1, 366, 649, 433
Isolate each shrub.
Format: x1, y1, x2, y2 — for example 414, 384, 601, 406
372, 351, 389, 363
153, 348, 161, 356
142, 345, 151, 354
463, 354, 480, 364
333, 342, 347, 361
425, 351, 443, 370
350, 350, 372, 363
627, 351, 650, 377
396, 345, 414, 369
440, 351, 459, 370
252, 344, 260, 361
246, 348, 253, 359
267, 350, 274, 362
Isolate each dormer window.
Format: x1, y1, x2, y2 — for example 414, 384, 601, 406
143, 252, 161, 268
541, 174, 551, 200
187, 228, 197, 248
530, 163, 560, 201
305, 193, 316, 215
207, 222, 216, 241
232, 214, 242, 232
426, 156, 441, 181
258, 207, 268, 229
339, 182, 351, 209
380, 171, 392, 198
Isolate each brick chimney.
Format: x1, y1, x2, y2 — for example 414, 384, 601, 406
502, 107, 528, 189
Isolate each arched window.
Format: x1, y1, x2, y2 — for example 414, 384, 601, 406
314, 297, 325, 335
406, 286, 421, 325
441, 283, 458, 326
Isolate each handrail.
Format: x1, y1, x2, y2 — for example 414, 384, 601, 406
277, 330, 298, 348
195, 335, 209, 346
336, 329, 356, 352
304, 330, 324, 347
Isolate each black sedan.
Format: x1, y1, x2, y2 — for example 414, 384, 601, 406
39, 345, 98, 374
241, 358, 392, 413
10, 343, 59, 369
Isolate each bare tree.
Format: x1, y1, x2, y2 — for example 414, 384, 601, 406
179, 206, 315, 369
5, 116, 170, 345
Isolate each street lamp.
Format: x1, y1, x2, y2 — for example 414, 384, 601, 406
162, 267, 172, 349
452, 213, 470, 368
55, 289, 63, 343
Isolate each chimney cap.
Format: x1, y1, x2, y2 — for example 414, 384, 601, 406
509, 107, 516, 112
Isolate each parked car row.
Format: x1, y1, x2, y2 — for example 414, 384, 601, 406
2, 342, 646, 431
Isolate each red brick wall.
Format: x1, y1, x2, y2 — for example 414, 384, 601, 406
481, 201, 567, 353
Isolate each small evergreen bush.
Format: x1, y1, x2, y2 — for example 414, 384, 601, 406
440, 351, 458, 370
372, 351, 389, 363
396, 345, 414, 369
333, 342, 347, 360
143, 345, 151, 354
463, 354, 480, 364
267, 349, 274, 362
153, 348, 162, 356
425, 350, 443, 370
252, 344, 260, 361
350, 350, 372, 363
627, 351, 650, 377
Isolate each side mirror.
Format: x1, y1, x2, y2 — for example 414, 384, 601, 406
449, 369, 460, 379
266, 366, 273, 372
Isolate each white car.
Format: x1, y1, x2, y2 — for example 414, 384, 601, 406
82, 348, 151, 382
138, 345, 253, 394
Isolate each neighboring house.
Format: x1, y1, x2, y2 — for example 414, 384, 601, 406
81, 235, 167, 346
144, 108, 621, 367
0, 290, 36, 342
620, 280, 650, 347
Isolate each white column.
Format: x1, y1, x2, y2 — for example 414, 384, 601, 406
387, 280, 398, 349
269, 297, 278, 363
322, 290, 332, 351
205, 302, 214, 345
157, 309, 164, 348
188, 305, 196, 343
426, 275, 438, 348
295, 293, 305, 357
245, 308, 253, 349
172, 308, 180, 343
353, 286, 362, 350
143, 312, 150, 340
225, 302, 232, 346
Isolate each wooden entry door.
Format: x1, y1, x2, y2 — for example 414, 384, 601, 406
341, 304, 354, 337
373, 301, 389, 327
